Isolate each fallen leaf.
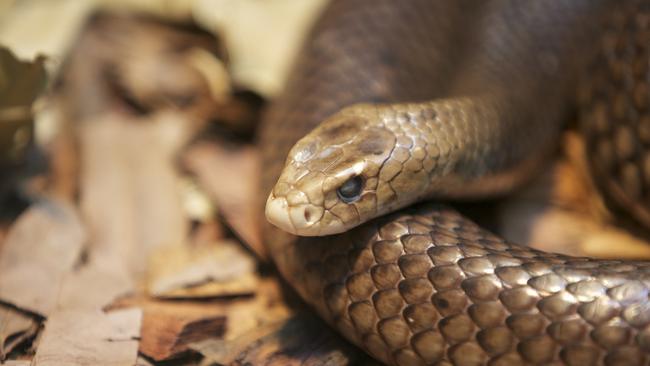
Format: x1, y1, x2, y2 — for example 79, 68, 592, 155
0, 198, 85, 315
2, 361, 31, 366
0, 303, 39, 361
182, 142, 266, 259
110, 296, 242, 361
33, 308, 141, 366
137, 301, 226, 361
147, 240, 257, 298
56, 257, 134, 311
78, 115, 191, 278
0, 46, 46, 167
192, 313, 376, 366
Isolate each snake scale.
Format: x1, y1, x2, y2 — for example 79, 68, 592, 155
259, 1, 650, 365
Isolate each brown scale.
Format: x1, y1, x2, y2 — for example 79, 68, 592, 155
581, 1, 650, 230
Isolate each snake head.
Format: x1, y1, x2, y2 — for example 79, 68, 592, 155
266, 108, 398, 236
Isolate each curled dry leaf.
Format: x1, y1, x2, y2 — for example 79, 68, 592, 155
0, 303, 39, 361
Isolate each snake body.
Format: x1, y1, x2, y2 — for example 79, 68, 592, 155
259, 1, 650, 365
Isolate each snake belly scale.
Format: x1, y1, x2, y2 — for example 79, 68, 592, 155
259, 0, 650, 365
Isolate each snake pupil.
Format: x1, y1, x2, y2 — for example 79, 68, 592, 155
337, 176, 363, 203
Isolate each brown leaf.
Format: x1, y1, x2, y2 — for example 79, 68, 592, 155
111, 276, 294, 362
0, 199, 85, 315
33, 308, 141, 366
78, 115, 191, 278
182, 142, 266, 259
2, 361, 31, 366
192, 313, 374, 366
0, 303, 39, 361
56, 258, 135, 311
137, 301, 226, 361
0, 46, 46, 168
147, 240, 257, 299
110, 296, 247, 361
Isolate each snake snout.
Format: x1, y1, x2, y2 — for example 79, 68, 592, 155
265, 193, 326, 236
265, 195, 295, 234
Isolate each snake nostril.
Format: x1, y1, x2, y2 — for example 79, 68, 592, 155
304, 209, 312, 222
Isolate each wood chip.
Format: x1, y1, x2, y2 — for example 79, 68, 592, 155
182, 142, 266, 259
0, 199, 85, 315
33, 308, 141, 366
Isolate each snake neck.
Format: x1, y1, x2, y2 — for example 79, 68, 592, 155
355, 96, 559, 205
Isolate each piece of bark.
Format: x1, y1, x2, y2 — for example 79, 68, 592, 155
0, 303, 39, 361
147, 240, 257, 299
33, 308, 141, 366
182, 142, 265, 259
192, 313, 377, 366
0, 199, 85, 315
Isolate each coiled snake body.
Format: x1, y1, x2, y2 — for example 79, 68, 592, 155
259, 1, 650, 365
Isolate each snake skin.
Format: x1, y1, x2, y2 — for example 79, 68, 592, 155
581, 3, 650, 229
259, 0, 650, 365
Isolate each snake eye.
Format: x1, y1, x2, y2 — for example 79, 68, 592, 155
337, 176, 363, 203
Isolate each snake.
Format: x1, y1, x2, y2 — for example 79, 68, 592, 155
258, 0, 650, 365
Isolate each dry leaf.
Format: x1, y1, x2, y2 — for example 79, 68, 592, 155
110, 296, 248, 361
136, 301, 226, 361
0, 46, 45, 166
193, 313, 373, 366
2, 361, 31, 366
34, 308, 141, 366
111, 277, 293, 361
0, 303, 39, 361
56, 258, 134, 311
0, 199, 85, 315
147, 240, 257, 298
0, 46, 46, 109
78, 115, 191, 278
190, 319, 285, 365
183, 142, 265, 259
194, 0, 329, 97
